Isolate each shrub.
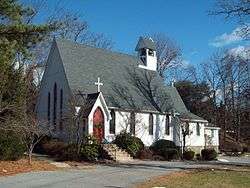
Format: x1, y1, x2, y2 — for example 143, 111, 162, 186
242, 147, 248, 153
196, 153, 201, 160
34, 137, 81, 161
150, 139, 176, 151
138, 148, 153, 160
80, 135, 100, 161
152, 155, 165, 161
0, 132, 25, 161
162, 148, 180, 160
113, 132, 144, 158
42, 140, 68, 157
150, 139, 180, 160
33, 136, 53, 154
201, 148, 217, 160
183, 150, 195, 160
58, 144, 79, 161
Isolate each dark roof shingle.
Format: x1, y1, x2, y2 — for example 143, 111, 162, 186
135, 37, 156, 51
55, 39, 205, 121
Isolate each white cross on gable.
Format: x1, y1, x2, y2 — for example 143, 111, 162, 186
95, 77, 103, 92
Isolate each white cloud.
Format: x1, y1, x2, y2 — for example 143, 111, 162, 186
228, 45, 250, 59
209, 26, 245, 47
179, 59, 191, 68
190, 50, 198, 56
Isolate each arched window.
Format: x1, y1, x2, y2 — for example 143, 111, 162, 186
149, 113, 153, 135
47, 92, 51, 122
165, 115, 170, 135
59, 89, 63, 130
130, 112, 135, 135
109, 109, 115, 134
53, 83, 57, 127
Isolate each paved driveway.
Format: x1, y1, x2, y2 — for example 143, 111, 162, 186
0, 162, 181, 188
0, 159, 249, 188
217, 155, 250, 165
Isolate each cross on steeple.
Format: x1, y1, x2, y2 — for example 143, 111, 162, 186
95, 77, 103, 92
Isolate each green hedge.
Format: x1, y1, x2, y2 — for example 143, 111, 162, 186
150, 139, 180, 160
201, 148, 217, 160
80, 135, 100, 161
113, 132, 144, 158
183, 150, 195, 160
0, 131, 25, 161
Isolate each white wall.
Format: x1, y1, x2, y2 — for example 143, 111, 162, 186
104, 110, 173, 146
205, 128, 220, 146
36, 41, 72, 139
138, 49, 157, 71
185, 122, 205, 147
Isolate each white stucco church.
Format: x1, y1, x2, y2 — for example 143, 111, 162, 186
36, 37, 220, 153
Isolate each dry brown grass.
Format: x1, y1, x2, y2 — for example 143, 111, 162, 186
135, 170, 250, 188
0, 159, 58, 177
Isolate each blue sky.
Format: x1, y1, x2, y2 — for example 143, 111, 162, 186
26, 0, 249, 67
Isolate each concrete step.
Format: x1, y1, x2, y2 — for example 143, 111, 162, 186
102, 143, 133, 162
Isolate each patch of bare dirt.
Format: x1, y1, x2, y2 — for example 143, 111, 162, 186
65, 161, 95, 169
0, 159, 58, 177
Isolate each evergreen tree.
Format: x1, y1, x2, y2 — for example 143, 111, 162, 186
0, 0, 55, 126
175, 81, 216, 123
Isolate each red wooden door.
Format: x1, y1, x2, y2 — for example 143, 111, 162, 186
93, 107, 104, 143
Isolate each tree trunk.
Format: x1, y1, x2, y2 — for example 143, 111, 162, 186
183, 137, 186, 153
28, 152, 32, 165
28, 146, 34, 165
182, 129, 186, 153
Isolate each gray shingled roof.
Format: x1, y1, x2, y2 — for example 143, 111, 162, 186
135, 37, 156, 51
55, 39, 205, 121
74, 91, 100, 117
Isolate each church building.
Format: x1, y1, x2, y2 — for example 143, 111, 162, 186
36, 37, 220, 153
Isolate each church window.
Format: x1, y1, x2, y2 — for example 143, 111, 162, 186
149, 113, 153, 135
53, 83, 57, 128
140, 49, 147, 66
165, 115, 170, 135
185, 122, 190, 135
59, 89, 63, 131
130, 112, 135, 135
148, 49, 154, 56
196, 123, 200, 136
47, 92, 51, 122
109, 109, 115, 134
211, 130, 214, 138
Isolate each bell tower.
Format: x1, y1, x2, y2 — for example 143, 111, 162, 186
135, 37, 157, 71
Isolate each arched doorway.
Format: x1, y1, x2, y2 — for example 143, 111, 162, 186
93, 107, 104, 143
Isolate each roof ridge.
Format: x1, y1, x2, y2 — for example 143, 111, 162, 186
55, 38, 138, 60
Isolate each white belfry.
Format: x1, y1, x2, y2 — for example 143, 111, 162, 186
95, 77, 103, 92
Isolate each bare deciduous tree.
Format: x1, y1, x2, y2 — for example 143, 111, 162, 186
167, 64, 199, 83
21, 115, 50, 164
211, 0, 250, 20
23, 0, 114, 87
201, 48, 250, 146
149, 33, 182, 78
210, 0, 250, 40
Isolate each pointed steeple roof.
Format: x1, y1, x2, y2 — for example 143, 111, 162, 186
135, 37, 156, 51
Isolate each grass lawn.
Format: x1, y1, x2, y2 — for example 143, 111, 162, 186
136, 170, 250, 188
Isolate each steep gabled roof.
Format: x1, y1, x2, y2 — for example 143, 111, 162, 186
135, 37, 156, 51
74, 91, 100, 118
54, 39, 205, 121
